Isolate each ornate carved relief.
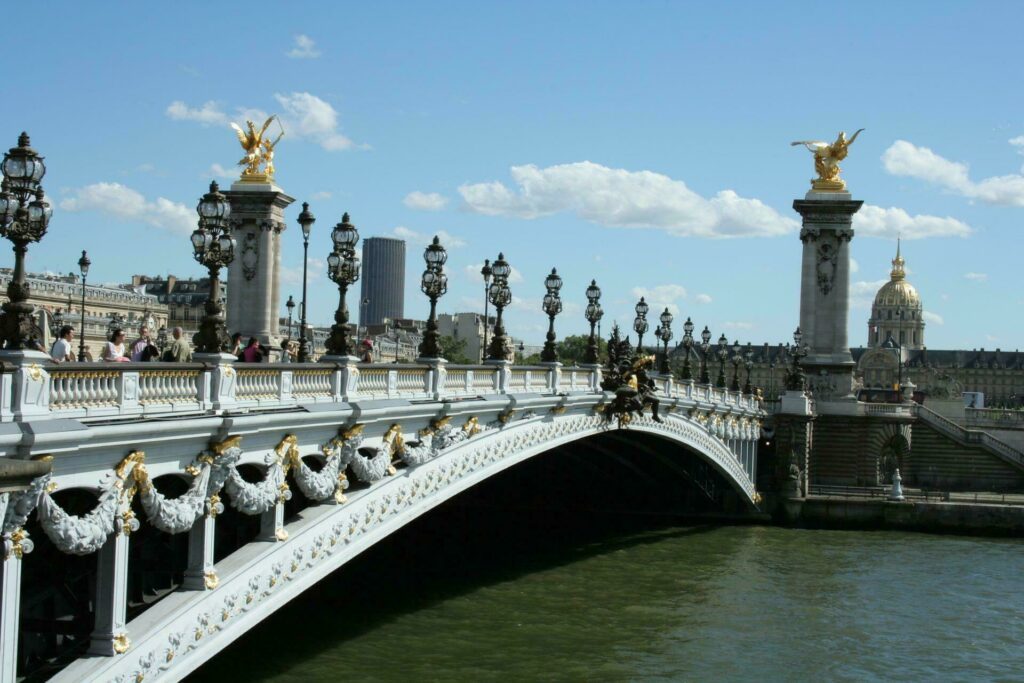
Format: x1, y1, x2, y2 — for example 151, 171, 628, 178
240, 233, 259, 281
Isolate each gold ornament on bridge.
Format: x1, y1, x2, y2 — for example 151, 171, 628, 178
791, 129, 864, 191
230, 115, 285, 182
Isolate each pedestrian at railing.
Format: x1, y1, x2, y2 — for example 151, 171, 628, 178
162, 326, 192, 362
101, 329, 130, 362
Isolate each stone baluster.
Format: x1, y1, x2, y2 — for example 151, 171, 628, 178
540, 361, 562, 395
485, 359, 513, 394
419, 358, 448, 401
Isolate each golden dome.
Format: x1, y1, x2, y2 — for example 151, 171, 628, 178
873, 240, 921, 309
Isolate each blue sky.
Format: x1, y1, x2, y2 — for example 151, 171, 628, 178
3, 1, 1023, 350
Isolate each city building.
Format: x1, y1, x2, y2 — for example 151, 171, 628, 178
0, 269, 168, 359
132, 274, 226, 336
437, 312, 489, 363
359, 237, 406, 326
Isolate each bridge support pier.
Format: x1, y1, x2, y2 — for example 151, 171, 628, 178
89, 529, 130, 656
184, 511, 217, 591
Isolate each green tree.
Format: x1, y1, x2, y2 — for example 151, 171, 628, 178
438, 335, 473, 364
555, 334, 608, 365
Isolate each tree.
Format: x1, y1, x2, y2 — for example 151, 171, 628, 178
438, 335, 473, 364
556, 334, 608, 365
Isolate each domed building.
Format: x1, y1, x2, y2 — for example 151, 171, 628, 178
867, 241, 925, 350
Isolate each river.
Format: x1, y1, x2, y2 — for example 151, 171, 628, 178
188, 500, 1024, 682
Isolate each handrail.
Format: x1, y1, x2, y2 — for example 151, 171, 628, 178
916, 404, 1024, 470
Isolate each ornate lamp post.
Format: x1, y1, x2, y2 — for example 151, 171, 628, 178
633, 297, 649, 353
76, 250, 90, 361
658, 308, 673, 374
47, 306, 63, 338
156, 326, 168, 354
296, 202, 316, 362
486, 253, 512, 361
480, 259, 492, 363
285, 295, 296, 340
679, 317, 694, 380
418, 236, 448, 359
715, 333, 729, 388
786, 326, 809, 391
189, 182, 234, 353
0, 133, 52, 350
107, 312, 126, 338
584, 279, 603, 365
729, 339, 742, 391
540, 268, 563, 363
698, 325, 712, 384
325, 212, 360, 356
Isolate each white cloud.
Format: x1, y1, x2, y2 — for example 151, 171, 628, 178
922, 311, 944, 326
723, 321, 754, 330
286, 34, 320, 59
853, 204, 972, 240
206, 163, 235, 180
166, 100, 228, 126
631, 284, 687, 316
274, 92, 356, 151
310, 190, 332, 200
850, 279, 888, 310
281, 258, 325, 286
60, 182, 193, 235
1010, 135, 1024, 155
403, 191, 449, 211
392, 226, 466, 249
849, 258, 859, 274
964, 272, 988, 282
882, 139, 1024, 206
458, 161, 796, 238
136, 163, 156, 173
694, 293, 713, 305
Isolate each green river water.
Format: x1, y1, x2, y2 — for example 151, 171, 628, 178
189, 509, 1024, 682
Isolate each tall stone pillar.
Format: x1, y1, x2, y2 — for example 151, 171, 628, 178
224, 181, 294, 354
792, 190, 862, 400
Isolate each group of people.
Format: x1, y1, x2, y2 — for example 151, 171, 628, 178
49, 325, 192, 363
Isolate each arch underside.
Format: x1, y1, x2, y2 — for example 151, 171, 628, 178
56, 410, 758, 683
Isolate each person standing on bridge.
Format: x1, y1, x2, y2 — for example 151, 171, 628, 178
240, 336, 263, 363
101, 329, 129, 362
50, 325, 75, 363
129, 324, 152, 362
163, 326, 192, 362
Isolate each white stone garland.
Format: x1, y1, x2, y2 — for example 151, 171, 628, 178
349, 424, 401, 483
291, 427, 363, 503
135, 464, 211, 535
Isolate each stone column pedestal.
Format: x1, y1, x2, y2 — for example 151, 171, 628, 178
224, 181, 295, 359
793, 191, 863, 401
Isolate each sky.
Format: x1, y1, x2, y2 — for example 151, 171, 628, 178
3, 1, 1023, 350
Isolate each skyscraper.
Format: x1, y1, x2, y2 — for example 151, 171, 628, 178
359, 237, 406, 326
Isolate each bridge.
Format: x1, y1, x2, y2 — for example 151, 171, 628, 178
0, 357, 764, 681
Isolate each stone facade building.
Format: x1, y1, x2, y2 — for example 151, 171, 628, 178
132, 274, 226, 336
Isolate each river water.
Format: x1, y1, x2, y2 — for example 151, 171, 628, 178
190, 506, 1024, 682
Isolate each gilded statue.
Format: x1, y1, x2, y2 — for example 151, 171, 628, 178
791, 129, 864, 191
230, 115, 285, 181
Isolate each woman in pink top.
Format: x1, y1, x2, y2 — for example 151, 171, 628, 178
241, 336, 263, 363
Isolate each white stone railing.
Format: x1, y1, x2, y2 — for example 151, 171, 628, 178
10, 358, 771, 423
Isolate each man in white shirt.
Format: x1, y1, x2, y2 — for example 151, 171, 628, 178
50, 325, 75, 363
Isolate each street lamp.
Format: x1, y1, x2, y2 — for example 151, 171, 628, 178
486, 253, 512, 361
517, 341, 525, 362
296, 202, 315, 362
156, 326, 168, 354
76, 250, 90, 361
285, 295, 295, 340
679, 317, 694, 380
786, 326, 809, 391
189, 181, 234, 353
540, 267, 563, 363
418, 236, 448, 359
729, 339, 742, 391
325, 212, 360, 356
480, 259, 492, 363
0, 133, 52, 350
743, 343, 754, 395
698, 325, 712, 385
633, 297, 649, 353
47, 305, 63, 338
584, 279, 603, 365
715, 333, 729, 388
107, 312, 126, 338
658, 308, 673, 374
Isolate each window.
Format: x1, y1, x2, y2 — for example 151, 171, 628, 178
887, 310, 892, 320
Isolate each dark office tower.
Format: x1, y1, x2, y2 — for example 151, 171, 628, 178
359, 237, 406, 326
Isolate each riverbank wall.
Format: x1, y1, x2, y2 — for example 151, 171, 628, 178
789, 496, 1024, 536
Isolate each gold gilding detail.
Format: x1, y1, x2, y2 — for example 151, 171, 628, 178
204, 570, 219, 590
211, 435, 242, 456
462, 416, 481, 436
231, 115, 284, 181
112, 632, 131, 654
28, 364, 42, 381
791, 129, 864, 191
207, 493, 221, 518
8, 528, 26, 559
497, 408, 515, 424
115, 451, 145, 480
275, 527, 289, 541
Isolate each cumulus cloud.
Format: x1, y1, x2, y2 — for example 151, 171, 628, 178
964, 272, 988, 282
882, 139, 1024, 206
922, 311, 944, 326
458, 161, 796, 238
849, 258, 860, 274
694, 293, 713, 305
853, 204, 972, 240
281, 258, 325, 286
392, 226, 466, 248
310, 190, 332, 200
286, 34, 320, 59
464, 262, 522, 283
206, 163, 235, 180
850, 279, 888, 310
167, 92, 361, 152
403, 191, 449, 211
60, 183, 193, 235
166, 100, 228, 126
631, 284, 687, 316
723, 321, 754, 331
